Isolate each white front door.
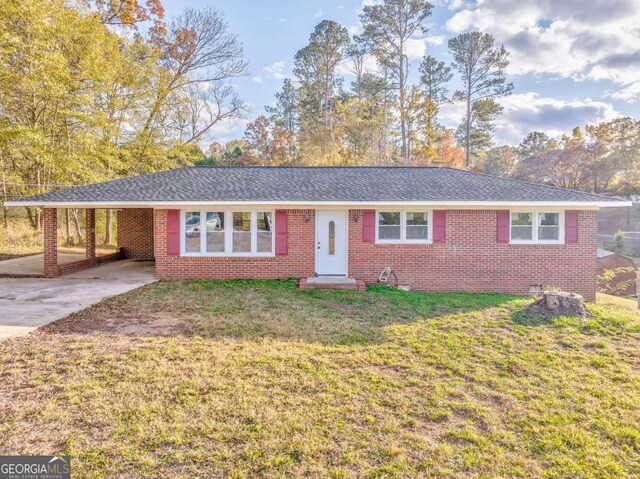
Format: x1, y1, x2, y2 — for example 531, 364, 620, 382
316, 210, 347, 275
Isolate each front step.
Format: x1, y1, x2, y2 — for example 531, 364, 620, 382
299, 276, 366, 292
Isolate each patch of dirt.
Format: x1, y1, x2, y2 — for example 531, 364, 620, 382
117, 314, 185, 336
43, 310, 187, 337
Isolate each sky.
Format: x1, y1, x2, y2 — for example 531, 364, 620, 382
162, 0, 640, 146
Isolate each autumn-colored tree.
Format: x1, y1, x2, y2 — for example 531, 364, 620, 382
0, 0, 248, 234
516, 127, 589, 190
481, 145, 518, 177
243, 116, 292, 166
265, 79, 300, 160
361, 0, 434, 165
294, 20, 350, 162
515, 118, 640, 194
336, 73, 391, 165
411, 128, 464, 167
83, 0, 166, 37
585, 117, 640, 194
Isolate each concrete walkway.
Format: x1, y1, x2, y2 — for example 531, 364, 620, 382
0, 260, 157, 341
0, 253, 101, 277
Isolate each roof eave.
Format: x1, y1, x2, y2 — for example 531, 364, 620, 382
4, 199, 631, 208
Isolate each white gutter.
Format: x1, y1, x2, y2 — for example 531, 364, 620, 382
4, 200, 631, 208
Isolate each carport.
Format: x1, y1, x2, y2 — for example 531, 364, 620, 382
2, 205, 155, 278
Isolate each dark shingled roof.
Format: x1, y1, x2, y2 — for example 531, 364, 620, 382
13, 166, 621, 203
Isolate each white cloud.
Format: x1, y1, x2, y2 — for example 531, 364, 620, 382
206, 117, 250, 144
425, 35, 445, 46
444, 0, 640, 102
405, 38, 429, 59
252, 76, 263, 83
314, 9, 323, 17
362, 0, 382, 6
439, 92, 621, 144
609, 82, 640, 103
337, 4, 344, 9
404, 35, 446, 60
263, 61, 287, 80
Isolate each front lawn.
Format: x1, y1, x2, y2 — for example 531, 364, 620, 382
1, 280, 639, 478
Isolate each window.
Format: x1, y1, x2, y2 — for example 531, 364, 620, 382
257, 211, 273, 253
328, 221, 335, 255
206, 212, 224, 253
511, 211, 563, 243
182, 210, 274, 256
511, 212, 533, 241
406, 212, 429, 240
185, 212, 201, 253
233, 212, 252, 253
376, 211, 431, 243
378, 212, 401, 240
538, 212, 560, 240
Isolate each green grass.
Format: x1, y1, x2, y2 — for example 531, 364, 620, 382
1, 280, 639, 478
597, 292, 638, 312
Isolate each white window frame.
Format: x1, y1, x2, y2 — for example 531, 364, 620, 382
510, 210, 564, 244
180, 209, 275, 257
375, 210, 433, 244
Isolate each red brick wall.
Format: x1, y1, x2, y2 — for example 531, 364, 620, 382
43, 208, 58, 278
153, 208, 598, 300
348, 209, 598, 301
118, 208, 155, 260
86, 208, 96, 260
154, 209, 316, 279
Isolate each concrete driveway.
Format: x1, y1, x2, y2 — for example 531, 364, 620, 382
0, 260, 157, 341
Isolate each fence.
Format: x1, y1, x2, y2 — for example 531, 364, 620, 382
598, 232, 640, 257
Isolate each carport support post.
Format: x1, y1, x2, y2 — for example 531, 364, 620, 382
43, 208, 59, 278
86, 208, 96, 261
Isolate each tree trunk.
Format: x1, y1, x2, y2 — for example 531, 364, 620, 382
71, 209, 83, 246
379, 70, 389, 166
399, 52, 408, 166
465, 84, 472, 168
1, 169, 7, 228
104, 209, 112, 245
26, 207, 37, 230
65, 208, 72, 246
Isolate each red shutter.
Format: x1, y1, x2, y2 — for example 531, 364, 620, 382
275, 210, 288, 255
565, 210, 578, 243
362, 210, 375, 242
496, 210, 510, 243
433, 210, 446, 243
166, 209, 180, 256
